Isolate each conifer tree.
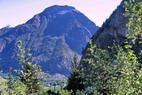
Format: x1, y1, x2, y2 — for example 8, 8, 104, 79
16, 40, 42, 95
66, 53, 84, 95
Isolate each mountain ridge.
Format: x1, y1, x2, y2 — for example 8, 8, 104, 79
0, 5, 99, 75
80, 0, 132, 66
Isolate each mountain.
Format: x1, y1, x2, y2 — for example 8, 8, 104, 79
0, 5, 99, 75
81, 0, 142, 65
81, 0, 129, 63
92, 0, 128, 48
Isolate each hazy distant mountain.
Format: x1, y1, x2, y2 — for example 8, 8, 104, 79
0, 5, 99, 75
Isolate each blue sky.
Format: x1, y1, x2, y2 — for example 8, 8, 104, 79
0, 0, 122, 28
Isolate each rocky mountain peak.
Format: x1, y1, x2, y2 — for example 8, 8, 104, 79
42, 5, 76, 16
0, 5, 99, 75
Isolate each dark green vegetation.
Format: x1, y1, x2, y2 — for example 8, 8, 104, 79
0, 0, 142, 95
73, 0, 142, 94
66, 54, 84, 95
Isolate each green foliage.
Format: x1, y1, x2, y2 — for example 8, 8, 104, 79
114, 1, 142, 94
124, 0, 142, 44
79, 39, 142, 95
0, 77, 7, 95
12, 79, 27, 95
111, 45, 141, 94
66, 53, 84, 95
0, 76, 27, 95
75, 87, 98, 95
70, 1, 142, 95
46, 88, 71, 95
57, 89, 71, 95
123, 0, 142, 64
81, 41, 114, 95
6, 68, 13, 95
0, 1, 142, 95
16, 40, 43, 95
71, 53, 79, 71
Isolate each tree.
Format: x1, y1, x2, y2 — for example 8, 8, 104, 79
111, 0, 142, 94
6, 68, 14, 95
66, 53, 84, 95
124, 0, 142, 62
76, 1, 142, 94
16, 40, 42, 95
111, 44, 141, 94
81, 40, 115, 95
0, 76, 8, 95
124, 0, 142, 44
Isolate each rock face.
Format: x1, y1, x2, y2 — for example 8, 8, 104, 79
82, 0, 142, 64
81, 0, 129, 64
0, 5, 99, 75
91, 0, 128, 49
84, 0, 128, 50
